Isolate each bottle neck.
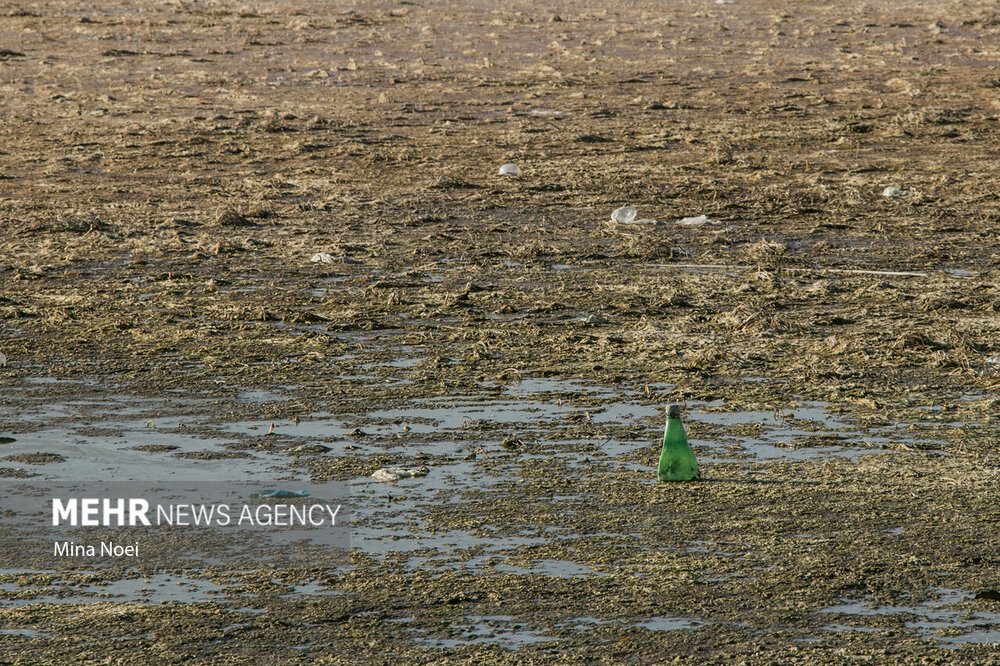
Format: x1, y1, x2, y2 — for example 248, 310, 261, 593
665, 417, 686, 439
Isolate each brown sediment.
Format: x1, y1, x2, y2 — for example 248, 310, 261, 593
2, 0, 1000, 661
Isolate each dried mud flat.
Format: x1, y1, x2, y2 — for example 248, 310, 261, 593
3, 0, 1000, 663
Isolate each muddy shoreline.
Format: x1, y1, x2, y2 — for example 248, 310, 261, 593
3, 0, 1000, 662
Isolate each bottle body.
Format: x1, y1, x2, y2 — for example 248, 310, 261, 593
657, 409, 700, 482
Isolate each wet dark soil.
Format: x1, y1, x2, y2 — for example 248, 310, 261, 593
2, 0, 1000, 662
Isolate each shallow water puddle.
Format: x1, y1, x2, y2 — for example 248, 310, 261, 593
218, 416, 352, 439
817, 588, 1000, 647
0, 628, 47, 637
353, 528, 533, 555
366, 400, 575, 433
0, 376, 966, 585
501, 377, 621, 398
0, 424, 287, 481
434, 557, 603, 577
686, 399, 948, 463
0, 572, 224, 606
356, 385, 950, 466
0, 572, 342, 608
633, 617, 708, 631
0, 389, 298, 480
408, 615, 560, 650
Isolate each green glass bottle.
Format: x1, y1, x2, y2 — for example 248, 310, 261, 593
657, 404, 700, 482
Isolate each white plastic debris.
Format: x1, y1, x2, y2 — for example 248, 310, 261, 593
882, 186, 908, 197
372, 466, 430, 482
311, 253, 335, 264
0, 352, 6, 367
498, 163, 521, 176
677, 215, 721, 226
611, 206, 637, 225
987, 355, 1000, 367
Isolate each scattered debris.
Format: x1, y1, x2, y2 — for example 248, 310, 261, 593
610, 206, 637, 224
677, 215, 721, 226
311, 253, 356, 265
371, 466, 430, 482
883, 186, 909, 197
578, 314, 608, 325
974, 590, 1000, 601
0, 351, 6, 367
609, 206, 659, 225
498, 163, 521, 176
987, 355, 1000, 366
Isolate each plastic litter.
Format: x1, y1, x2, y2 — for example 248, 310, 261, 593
610, 206, 637, 224
882, 186, 908, 197
311, 253, 357, 265
578, 314, 608, 325
677, 215, 721, 226
987, 355, 1000, 367
0, 351, 6, 367
498, 163, 521, 176
371, 466, 430, 482
250, 489, 309, 499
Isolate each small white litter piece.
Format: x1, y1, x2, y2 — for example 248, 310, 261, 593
372, 466, 430, 482
987, 355, 1000, 367
0, 351, 6, 367
676, 215, 722, 226
311, 253, 335, 264
611, 206, 637, 225
882, 186, 909, 197
498, 163, 521, 176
